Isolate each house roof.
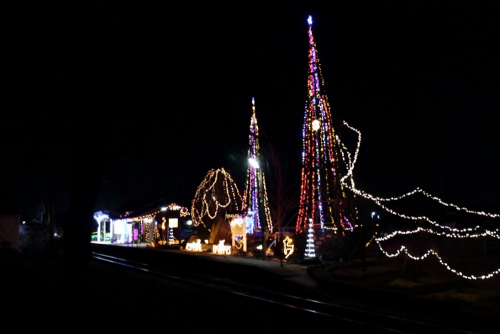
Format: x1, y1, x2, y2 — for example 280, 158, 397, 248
112, 196, 176, 218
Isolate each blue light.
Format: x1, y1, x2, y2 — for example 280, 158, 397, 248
307, 15, 313, 26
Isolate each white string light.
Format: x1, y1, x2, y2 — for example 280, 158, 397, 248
376, 227, 500, 241
376, 240, 500, 280
337, 121, 500, 237
191, 168, 243, 229
334, 121, 500, 279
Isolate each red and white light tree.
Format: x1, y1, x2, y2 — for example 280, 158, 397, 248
296, 16, 354, 258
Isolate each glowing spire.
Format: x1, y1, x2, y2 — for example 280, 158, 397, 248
297, 15, 353, 258
243, 97, 273, 234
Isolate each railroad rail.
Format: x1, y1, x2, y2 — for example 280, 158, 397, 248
91, 250, 483, 333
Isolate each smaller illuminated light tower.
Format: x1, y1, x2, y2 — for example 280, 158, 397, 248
243, 97, 272, 236
305, 220, 316, 258
168, 226, 174, 245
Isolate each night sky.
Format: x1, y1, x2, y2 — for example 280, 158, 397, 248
2, 2, 500, 221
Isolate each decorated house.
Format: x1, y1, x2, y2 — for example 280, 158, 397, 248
93, 197, 193, 246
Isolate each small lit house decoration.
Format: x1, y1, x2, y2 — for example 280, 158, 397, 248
283, 236, 294, 259
93, 199, 192, 247
212, 240, 231, 255
296, 15, 354, 258
191, 168, 243, 230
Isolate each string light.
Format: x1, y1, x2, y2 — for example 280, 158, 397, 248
296, 15, 354, 255
152, 225, 159, 245
165, 203, 190, 217
334, 120, 500, 279
191, 168, 243, 228
305, 221, 316, 258
376, 241, 500, 280
376, 227, 500, 241
168, 227, 174, 245
365, 231, 379, 247
186, 239, 202, 252
337, 121, 500, 237
144, 223, 150, 244
242, 97, 273, 234
283, 236, 294, 259
96, 203, 184, 246
212, 240, 232, 255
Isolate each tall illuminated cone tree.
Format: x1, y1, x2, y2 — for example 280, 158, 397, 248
296, 16, 353, 258
242, 97, 273, 236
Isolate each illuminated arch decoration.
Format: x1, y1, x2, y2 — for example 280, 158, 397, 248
191, 168, 243, 229
336, 120, 500, 280
229, 215, 247, 252
93, 212, 109, 242
242, 97, 273, 234
296, 15, 354, 257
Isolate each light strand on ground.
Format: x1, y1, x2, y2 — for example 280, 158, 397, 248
376, 240, 500, 280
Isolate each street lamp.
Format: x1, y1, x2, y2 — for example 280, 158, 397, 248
248, 157, 267, 260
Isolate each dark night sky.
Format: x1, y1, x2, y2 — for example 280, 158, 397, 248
1, 2, 500, 220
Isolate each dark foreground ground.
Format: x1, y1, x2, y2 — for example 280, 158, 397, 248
2, 240, 499, 332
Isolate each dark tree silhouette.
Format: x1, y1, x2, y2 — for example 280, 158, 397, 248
263, 142, 299, 235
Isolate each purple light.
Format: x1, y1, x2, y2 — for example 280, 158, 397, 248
307, 15, 313, 26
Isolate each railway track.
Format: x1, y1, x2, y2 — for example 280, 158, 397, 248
91, 250, 485, 333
